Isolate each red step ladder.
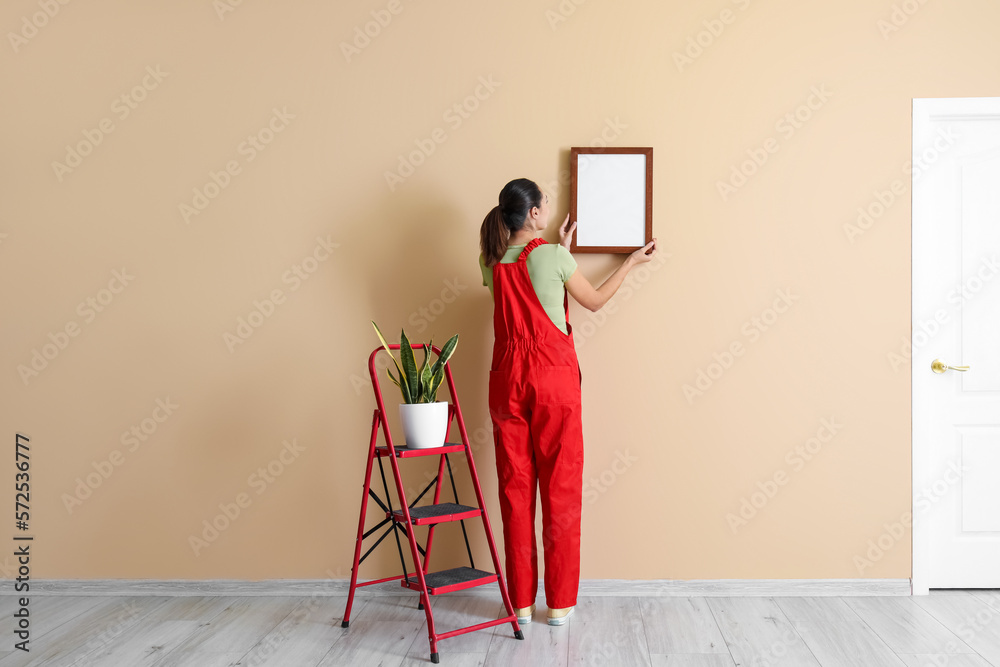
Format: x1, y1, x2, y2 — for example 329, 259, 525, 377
341, 343, 523, 663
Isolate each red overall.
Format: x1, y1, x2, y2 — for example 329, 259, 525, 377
488, 237, 584, 610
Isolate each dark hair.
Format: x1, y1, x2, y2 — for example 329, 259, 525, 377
479, 178, 543, 267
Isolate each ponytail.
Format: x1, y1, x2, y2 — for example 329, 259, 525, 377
480, 205, 508, 267
479, 178, 542, 267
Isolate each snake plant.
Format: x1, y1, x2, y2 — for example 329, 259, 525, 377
371, 321, 459, 404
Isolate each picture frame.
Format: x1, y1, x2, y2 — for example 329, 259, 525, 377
569, 147, 653, 254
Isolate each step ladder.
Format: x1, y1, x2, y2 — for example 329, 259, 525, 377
341, 343, 523, 664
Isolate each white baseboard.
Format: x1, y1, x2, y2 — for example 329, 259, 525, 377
3, 578, 912, 597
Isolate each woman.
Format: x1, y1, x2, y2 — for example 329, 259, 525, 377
478, 177, 657, 626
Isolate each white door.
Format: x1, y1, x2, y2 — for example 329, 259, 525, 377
912, 97, 1000, 594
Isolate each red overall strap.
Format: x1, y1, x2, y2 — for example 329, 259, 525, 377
516, 237, 547, 261
490, 237, 574, 369
516, 238, 570, 330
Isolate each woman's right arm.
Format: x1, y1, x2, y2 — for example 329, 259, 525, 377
565, 239, 658, 312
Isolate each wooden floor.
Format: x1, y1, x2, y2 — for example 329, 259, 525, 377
0, 590, 999, 666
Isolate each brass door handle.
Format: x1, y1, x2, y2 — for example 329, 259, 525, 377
931, 359, 970, 374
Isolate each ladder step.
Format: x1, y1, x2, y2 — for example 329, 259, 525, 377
376, 443, 465, 458
390, 503, 482, 526
402, 567, 498, 595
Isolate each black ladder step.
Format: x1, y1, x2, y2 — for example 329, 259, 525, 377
389, 503, 482, 526
401, 567, 497, 595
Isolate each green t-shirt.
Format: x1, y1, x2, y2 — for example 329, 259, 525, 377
479, 243, 578, 334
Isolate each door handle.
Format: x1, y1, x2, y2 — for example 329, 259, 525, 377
931, 359, 970, 374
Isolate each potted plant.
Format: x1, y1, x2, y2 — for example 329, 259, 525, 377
371, 321, 459, 449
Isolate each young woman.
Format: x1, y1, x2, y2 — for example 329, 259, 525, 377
478, 177, 657, 625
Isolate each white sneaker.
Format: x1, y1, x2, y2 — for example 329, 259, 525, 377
515, 604, 535, 624
546, 606, 575, 626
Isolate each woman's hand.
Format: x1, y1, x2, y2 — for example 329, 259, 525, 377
629, 238, 657, 265
558, 214, 577, 251
566, 236, 658, 312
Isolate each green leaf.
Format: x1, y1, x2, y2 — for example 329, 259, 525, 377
419, 343, 434, 403
425, 334, 458, 402
372, 321, 404, 375
399, 329, 420, 403
427, 366, 446, 403
429, 334, 459, 379
387, 367, 411, 403
373, 321, 409, 403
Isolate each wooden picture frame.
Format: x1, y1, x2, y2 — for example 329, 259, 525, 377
569, 147, 653, 254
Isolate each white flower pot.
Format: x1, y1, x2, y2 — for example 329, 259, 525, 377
398, 402, 449, 449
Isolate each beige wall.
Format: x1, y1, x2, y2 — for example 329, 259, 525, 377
3, 0, 994, 582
